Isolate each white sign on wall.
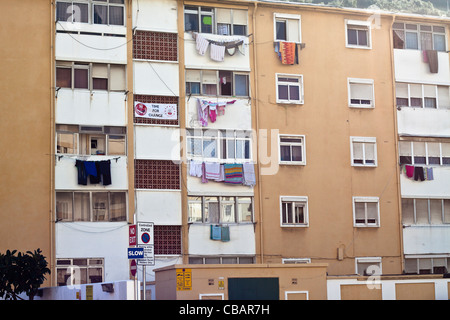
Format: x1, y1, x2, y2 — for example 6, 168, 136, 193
134, 101, 177, 120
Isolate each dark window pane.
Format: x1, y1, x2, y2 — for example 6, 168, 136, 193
428, 157, 440, 165
109, 6, 124, 25
347, 29, 358, 45
289, 86, 300, 101
201, 15, 213, 33
292, 146, 302, 162
280, 145, 291, 161
185, 13, 198, 32
410, 98, 423, 107
74, 69, 88, 89
233, 25, 246, 36
276, 20, 286, 40
93, 5, 107, 24
56, 68, 72, 88
93, 78, 108, 90
278, 85, 288, 100
358, 30, 368, 46
414, 156, 426, 164
397, 98, 409, 106
56, 2, 71, 22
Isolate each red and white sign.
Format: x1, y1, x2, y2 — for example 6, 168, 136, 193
130, 259, 137, 277
129, 225, 137, 246
134, 101, 177, 120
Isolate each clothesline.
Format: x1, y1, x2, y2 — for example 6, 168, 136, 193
192, 32, 247, 62
197, 98, 236, 127
189, 160, 256, 187
56, 154, 121, 163
402, 164, 434, 182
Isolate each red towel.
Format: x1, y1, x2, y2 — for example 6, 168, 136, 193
280, 42, 296, 65
405, 165, 414, 178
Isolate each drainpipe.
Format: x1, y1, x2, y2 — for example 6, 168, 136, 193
251, 2, 264, 264
50, 0, 56, 287
389, 13, 404, 274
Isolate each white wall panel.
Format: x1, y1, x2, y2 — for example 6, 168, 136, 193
397, 108, 450, 137
403, 226, 450, 255
132, 0, 178, 33
400, 167, 450, 198
133, 61, 179, 96
135, 190, 182, 225
135, 126, 180, 161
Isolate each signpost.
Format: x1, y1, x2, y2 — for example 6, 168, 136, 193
129, 225, 137, 246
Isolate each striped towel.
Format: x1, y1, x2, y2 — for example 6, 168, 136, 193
205, 162, 221, 180
196, 33, 209, 55
224, 163, 243, 184
243, 162, 256, 187
280, 42, 296, 65
210, 43, 225, 62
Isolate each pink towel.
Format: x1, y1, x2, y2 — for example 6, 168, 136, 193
405, 165, 414, 178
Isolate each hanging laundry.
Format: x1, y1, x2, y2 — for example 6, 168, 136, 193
189, 160, 203, 178
75, 160, 88, 185
425, 50, 438, 73
98, 160, 112, 186
221, 226, 230, 242
90, 161, 102, 184
210, 225, 222, 240
414, 166, 425, 181
209, 104, 217, 123
224, 163, 244, 184
243, 162, 256, 187
405, 165, 414, 179
210, 43, 225, 62
217, 105, 226, 116
274, 42, 298, 65
197, 99, 209, 127
84, 161, 97, 178
195, 33, 209, 56
201, 162, 208, 183
217, 164, 225, 182
425, 167, 434, 181
205, 162, 221, 180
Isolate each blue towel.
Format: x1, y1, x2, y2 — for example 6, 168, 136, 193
221, 226, 230, 242
210, 225, 221, 240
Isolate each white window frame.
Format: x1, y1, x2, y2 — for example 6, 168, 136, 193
56, 0, 126, 26
345, 19, 372, 49
278, 134, 306, 165
348, 78, 375, 108
352, 197, 380, 227
404, 254, 450, 274
273, 13, 302, 43
280, 196, 309, 227
56, 258, 104, 286
401, 198, 450, 225
276, 73, 304, 104
350, 136, 378, 167
393, 22, 447, 52
355, 257, 382, 276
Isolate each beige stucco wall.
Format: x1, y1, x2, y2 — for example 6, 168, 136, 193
0, 0, 54, 284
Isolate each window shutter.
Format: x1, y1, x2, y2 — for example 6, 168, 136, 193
232, 9, 247, 26
109, 65, 126, 91
287, 19, 300, 43
351, 83, 373, 101
217, 8, 231, 24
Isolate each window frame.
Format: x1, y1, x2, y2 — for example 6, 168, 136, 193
56, 61, 127, 92
345, 20, 372, 49
404, 255, 450, 275
348, 78, 375, 108
273, 13, 302, 43
278, 134, 306, 165
276, 73, 304, 105
393, 22, 447, 52
352, 197, 380, 227
280, 196, 309, 227
350, 136, 378, 167
55, 191, 128, 222
56, 0, 125, 26
398, 140, 450, 166
187, 196, 254, 224
401, 198, 450, 225
56, 258, 104, 286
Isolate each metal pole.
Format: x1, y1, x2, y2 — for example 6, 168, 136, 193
142, 265, 146, 300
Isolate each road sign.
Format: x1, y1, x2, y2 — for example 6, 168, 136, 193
128, 247, 144, 259
129, 225, 137, 246
136, 245, 155, 266
130, 259, 137, 277
137, 222, 154, 245
176, 268, 192, 291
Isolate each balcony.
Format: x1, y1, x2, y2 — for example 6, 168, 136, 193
397, 107, 450, 137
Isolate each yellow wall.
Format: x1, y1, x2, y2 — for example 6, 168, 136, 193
0, 0, 54, 284
253, 4, 402, 275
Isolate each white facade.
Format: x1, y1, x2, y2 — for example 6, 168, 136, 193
393, 31, 450, 268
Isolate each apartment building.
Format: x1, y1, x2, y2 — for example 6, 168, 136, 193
393, 16, 450, 275
1, 0, 450, 299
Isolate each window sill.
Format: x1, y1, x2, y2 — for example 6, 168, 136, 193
281, 224, 309, 228
346, 44, 372, 50
352, 164, 377, 168
349, 104, 374, 109
279, 161, 306, 166
354, 224, 380, 228
276, 101, 304, 105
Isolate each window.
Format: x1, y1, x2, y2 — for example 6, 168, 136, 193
353, 197, 380, 227
185, 70, 249, 97
395, 82, 450, 109
279, 135, 305, 165
355, 257, 382, 276
189, 256, 254, 264
346, 20, 371, 49
56, 125, 126, 156
187, 129, 252, 162
56, 0, 125, 26
350, 137, 377, 167
282, 258, 311, 264
56, 258, 104, 286
399, 140, 450, 166
188, 196, 253, 224
276, 74, 304, 104
274, 13, 301, 43
348, 78, 374, 108
393, 22, 446, 51
280, 196, 308, 227
56, 61, 126, 91
402, 198, 450, 225
404, 256, 450, 274
184, 6, 248, 36
56, 191, 127, 222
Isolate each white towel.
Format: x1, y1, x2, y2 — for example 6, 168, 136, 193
243, 162, 256, 186
205, 162, 221, 180
189, 160, 203, 178
210, 43, 225, 62
196, 33, 209, 56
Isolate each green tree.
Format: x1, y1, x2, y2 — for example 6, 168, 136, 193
0, 249, 51, 300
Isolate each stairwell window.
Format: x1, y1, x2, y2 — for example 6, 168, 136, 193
280, 196, 308, 227
276, 74, 304, 104
346, 20, 371, 49
351, 137, 377, 167
348, 78, 375, 108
